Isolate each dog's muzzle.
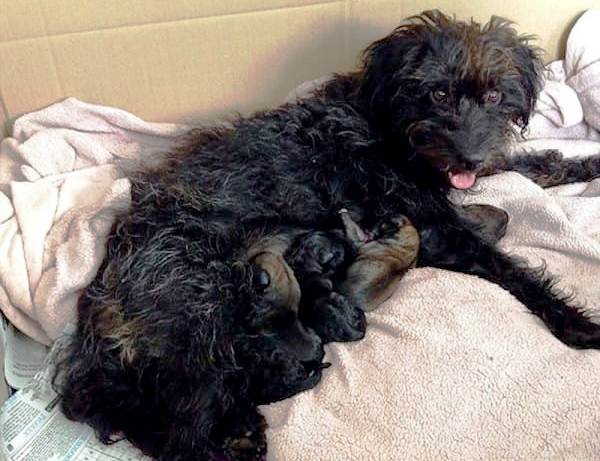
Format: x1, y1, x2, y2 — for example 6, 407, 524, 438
407, 122, 477, 189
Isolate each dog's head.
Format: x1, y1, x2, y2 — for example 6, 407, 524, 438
358, 10, 543, 189
234, 251, 325, 404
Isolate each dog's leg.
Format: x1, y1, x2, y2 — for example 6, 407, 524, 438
419, 212, 600, 349
484, 150, 600, 187
460, 204, 509, 242
285, 230, 367, 343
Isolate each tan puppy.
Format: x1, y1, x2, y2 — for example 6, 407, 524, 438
248, 235, 302, 313
338, 210, 420, 312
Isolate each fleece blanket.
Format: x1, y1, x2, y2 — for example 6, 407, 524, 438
1, 8, 600, 460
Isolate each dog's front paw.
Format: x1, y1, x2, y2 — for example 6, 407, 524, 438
301, 292, 366, 343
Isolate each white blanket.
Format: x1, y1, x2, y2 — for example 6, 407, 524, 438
0, 98, 186, 344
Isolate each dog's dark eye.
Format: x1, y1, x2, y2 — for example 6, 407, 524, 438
430, 89, 448, 103
483, 90, 502, 105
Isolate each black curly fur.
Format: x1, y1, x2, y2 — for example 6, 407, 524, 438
54, 10, 600, 461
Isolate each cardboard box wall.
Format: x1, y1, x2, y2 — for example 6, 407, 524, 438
0, 0, 597, 141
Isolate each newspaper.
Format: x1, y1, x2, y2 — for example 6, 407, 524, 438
4, 325, 48, 391
0, 337, 151, 461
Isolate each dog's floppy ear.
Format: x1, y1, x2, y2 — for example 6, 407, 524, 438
485, 16, 544, 128
511, 38, 543, 127
358, 12, 439, 124
358, 10, 453, 129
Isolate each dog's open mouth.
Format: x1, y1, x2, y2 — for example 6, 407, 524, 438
448, 167, 476, 189
411, 146, 477, 190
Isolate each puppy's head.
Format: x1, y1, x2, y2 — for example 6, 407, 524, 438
235, 249, 325, 404
359, 10, 543, 189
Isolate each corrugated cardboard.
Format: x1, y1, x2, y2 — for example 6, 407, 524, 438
0, 1, 596, 138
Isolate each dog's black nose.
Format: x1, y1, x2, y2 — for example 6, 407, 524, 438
462, 160, 477, 171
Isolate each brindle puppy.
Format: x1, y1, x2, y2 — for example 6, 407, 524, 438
337, 210, 420, 311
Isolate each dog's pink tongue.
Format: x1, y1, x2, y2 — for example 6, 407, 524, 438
448, 170, 476, 189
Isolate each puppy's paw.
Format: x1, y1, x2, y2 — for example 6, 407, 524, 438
286, 231, 350, 278
302, 292, 366, 343
371, 215, 411, 240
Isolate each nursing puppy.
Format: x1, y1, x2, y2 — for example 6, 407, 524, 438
337, 211, 419, 311
336, 204, 506, 312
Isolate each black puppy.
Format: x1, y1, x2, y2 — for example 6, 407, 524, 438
54, 10, 600, 461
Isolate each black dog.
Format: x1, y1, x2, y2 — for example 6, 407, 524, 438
54, 10, 600, 461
